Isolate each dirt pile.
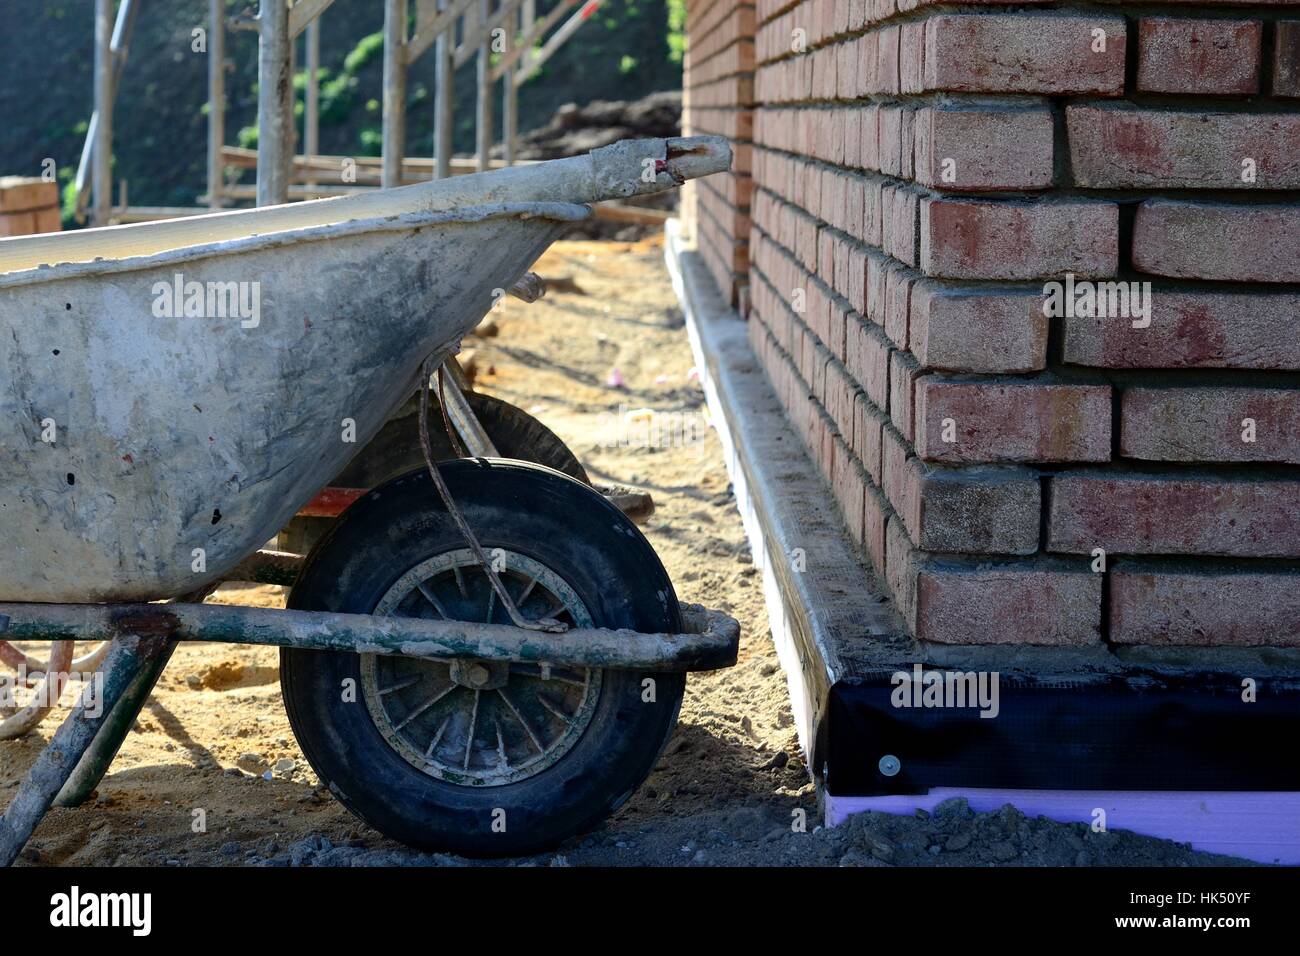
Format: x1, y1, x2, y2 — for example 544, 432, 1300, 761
494, 91, 682, 161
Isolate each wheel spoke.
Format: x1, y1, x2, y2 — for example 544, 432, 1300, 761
378, 674, 422, 696
494, 720, 509, 769
393, 682, 457, 731
508, 663, 586, 687
416, 582, 450, 619
496, 688, 544, 752
365, 548, 600, 786
516, 574, 539, 607
537, 694, 573, 725
463, 689, 480, 770
425, 714, 452, 758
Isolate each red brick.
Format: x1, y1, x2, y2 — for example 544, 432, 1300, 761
1068, 107, 1300, 189
863, 483, 888, 577
914, 106, 1054, 192
1133, 200, 1300, 283
911, 284, 1047, 373
883, 185, 918, 267
1137, 17, 1262, 94
915, 563, 1102, 645
832, 437, 866, 547
923, 14, 1127, 95
1120, 386, 1300, 464
1061, 290, 1300, 370
824, 359, 858, 442
883, 266, 914, 348
874, 25, 900, 95
1111, 567, 1300, 647
915, 378, 1112, 464
900, 21, 925, 94
888, 348, 922, 441
886, 515, 919, 627
878, 107, 906, 176
921, 197, 1119, 281
1047, 473, 1300, 558
855, 392, 885, 484
885, 440, 1042, 555
1278, 22, 1300, 97
846, 316, 890, 408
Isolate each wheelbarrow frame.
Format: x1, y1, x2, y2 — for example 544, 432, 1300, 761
0, 133, 738, 866
0, 550, 739, 866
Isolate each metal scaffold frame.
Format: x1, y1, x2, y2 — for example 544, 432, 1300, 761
73, 0, 604, 223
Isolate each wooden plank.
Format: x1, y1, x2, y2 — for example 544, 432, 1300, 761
289, 0, 337, 38
0, 178, 58, 214
407, 0, 476, 64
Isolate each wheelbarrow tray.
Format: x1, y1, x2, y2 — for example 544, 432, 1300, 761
0, 137, 730, 604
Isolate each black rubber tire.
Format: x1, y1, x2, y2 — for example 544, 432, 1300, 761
278, 391, 587, 555
280, 459, 685, 857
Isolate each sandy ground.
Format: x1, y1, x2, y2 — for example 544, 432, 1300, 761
1, 238, 1249, 867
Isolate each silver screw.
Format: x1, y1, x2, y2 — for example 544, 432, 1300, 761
878, 754, 901, 777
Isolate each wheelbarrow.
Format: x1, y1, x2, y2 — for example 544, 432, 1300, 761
0, 135, 738, 862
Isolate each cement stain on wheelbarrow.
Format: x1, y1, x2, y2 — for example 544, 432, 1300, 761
0, 239, 1249, 867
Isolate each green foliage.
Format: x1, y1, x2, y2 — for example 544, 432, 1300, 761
359, 128, 383, 156
343, 32, 385, 75
60, 177, 78, 231
666, 0, 686, 65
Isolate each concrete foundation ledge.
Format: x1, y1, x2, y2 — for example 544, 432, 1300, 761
665, 219, 1300, 865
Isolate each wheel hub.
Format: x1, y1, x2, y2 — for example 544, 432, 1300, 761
360, 549, 601, 787
449, 659, 509, 690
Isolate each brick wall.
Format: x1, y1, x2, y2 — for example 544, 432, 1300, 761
682, 0, 756, 309
685, 0, 1300, 652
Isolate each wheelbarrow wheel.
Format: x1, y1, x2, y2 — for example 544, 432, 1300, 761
277, 391, 588, 556
280, 459, 685, 857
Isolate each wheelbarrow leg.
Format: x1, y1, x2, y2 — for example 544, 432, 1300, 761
54, 638, 177, 808
0, 633, 167, 867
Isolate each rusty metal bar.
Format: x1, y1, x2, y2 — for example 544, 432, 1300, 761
0, 633, 166, 867
53, 639, 177, 809
0, 602, 740, 674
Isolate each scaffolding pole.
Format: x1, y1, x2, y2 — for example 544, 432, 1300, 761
502, 3, 518, 166
434, 0, 454, 179
91, 0, 114, 226
256, 0, 293, 206
207, 0, 226, 208
304, 17, 320, 189
475, 0, 493, 173
381, 0, 408, 189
